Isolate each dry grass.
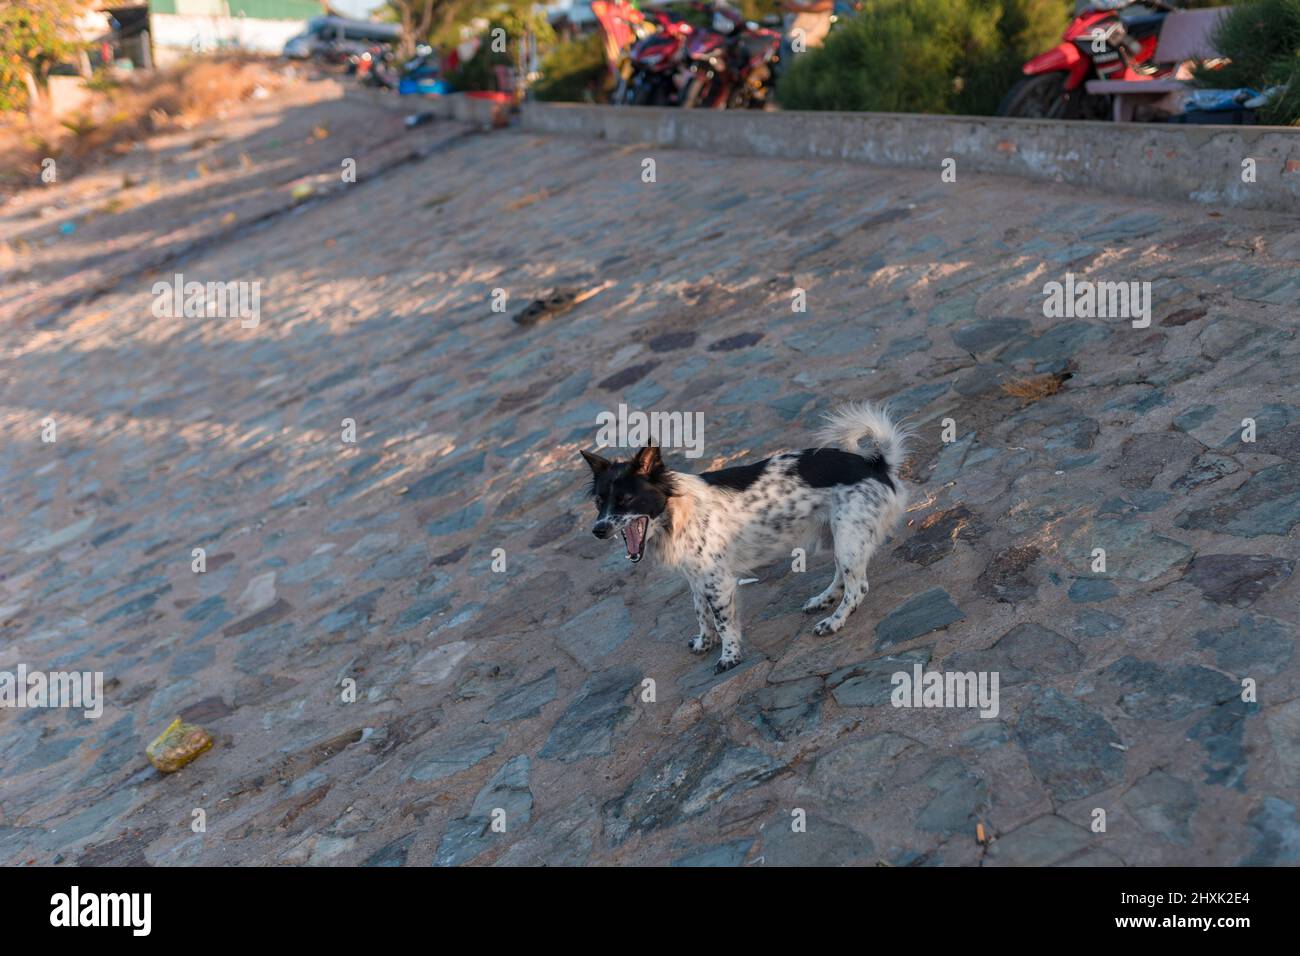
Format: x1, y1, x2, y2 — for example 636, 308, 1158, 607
0, 56, 291, 194
1000, 371, 1072, 405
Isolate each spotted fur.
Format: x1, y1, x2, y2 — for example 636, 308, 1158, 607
580, 402, 909, 673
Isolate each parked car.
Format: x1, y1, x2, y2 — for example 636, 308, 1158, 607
283, 16, 401, 62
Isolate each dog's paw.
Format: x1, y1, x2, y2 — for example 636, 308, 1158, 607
802, 594, 836, 613
812, 617, 843, 637
687, 634, 715, 654
713, 655, 741, 675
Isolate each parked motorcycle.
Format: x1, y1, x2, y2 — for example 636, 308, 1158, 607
618, 10, 695, 106
680, 3, 781, 110
998, 0, 1179, 120
354, 43, 444, 94
353, 44, 398, 89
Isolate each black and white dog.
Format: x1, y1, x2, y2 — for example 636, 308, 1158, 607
580, 403, 908, 673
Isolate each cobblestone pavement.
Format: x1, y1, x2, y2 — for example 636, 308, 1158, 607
2, 81, 1298, 866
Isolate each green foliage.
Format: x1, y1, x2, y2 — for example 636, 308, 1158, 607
533, 30, 613, 103
1193, 0, 1300, 124
447, 18, 516, 91
779, 0, 1071, 116
0, 0, 87, 112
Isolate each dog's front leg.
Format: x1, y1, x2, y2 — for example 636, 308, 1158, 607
687, 578, 718, 655
701, 575, 741, 673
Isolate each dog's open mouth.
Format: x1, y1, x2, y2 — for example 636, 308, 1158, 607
622, 516, 649, 563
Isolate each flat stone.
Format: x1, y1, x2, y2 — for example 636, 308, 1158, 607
1187, 699, 1256, 789
1068, 578, 1117, 603
1193, 615, 1294, 676
875, 588, 964, 649
1184, 554, 1294, 607
539, 666, 638, 763
1241, 797, 1300, 865
947, 623, 1081, 686
1266, 698, 1300, 789
738, 676, 823, 741
951, 317, 1029, 354
1105, 657, 1240, 721
1066, 518, 1192, 582
758, 812, 873, 866
827, 647, 933, 707
1254, 422, 1300, 461
404, 452, 486, 501
407, 729, 504, 783
975, 545, 1041, 604
602, 721, 783, 845
1015, 689, 1124, 802
679, 747, 786, 817
1071, 609, 1126, 639
1177, 463, 1300, 538
1001, 320, 1108, 364
1123, 770, 1196, 847
236, 571, 278, 615
893, 505, 981, 567
411, 640, 472, 686
488, 668, 558, 722
557, 596, 630, 666
1114, 432, 1201, 489
307, 836, 356, 866
670, 839, 754, 867
809, 732, 921, 802
468, 754, 533, 824
362, 832, 417, 867
1172, 453, 1240, 492
22, 515, 97, 554
985, 815, 1097, 866
916, 757, 989, 837
958, 720, 1009, 750
676, 653, 764, 698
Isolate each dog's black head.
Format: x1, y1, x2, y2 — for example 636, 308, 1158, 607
580, 446, 672, 563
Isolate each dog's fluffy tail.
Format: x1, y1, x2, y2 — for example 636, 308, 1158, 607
814, 402, 909, 470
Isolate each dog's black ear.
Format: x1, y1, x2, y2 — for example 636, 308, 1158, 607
631, 446, 662, 476
581, 449, 611, 476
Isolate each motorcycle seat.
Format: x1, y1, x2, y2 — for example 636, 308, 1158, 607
1119, 12, 1167, 37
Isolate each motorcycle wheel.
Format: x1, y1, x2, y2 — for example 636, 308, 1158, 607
630, 78, 657, 106
997, 72, 1110, 120
998, 72, 1073, 119
682, 73, 725, 109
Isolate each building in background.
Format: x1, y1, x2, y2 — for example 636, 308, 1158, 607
147, 0, 324, 63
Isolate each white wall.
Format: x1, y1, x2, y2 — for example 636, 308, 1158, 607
150, 13, 306, 55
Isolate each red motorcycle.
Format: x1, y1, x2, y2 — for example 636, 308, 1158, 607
681, 3, 781, 110
999, 0, 1179, 119
619, 10, 695, 106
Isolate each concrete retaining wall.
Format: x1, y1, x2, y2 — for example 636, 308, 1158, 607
519, 102, 1300, 213
418, 92, 508, 126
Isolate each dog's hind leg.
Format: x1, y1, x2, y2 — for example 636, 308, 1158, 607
813, 498, 879, 637
687, 579, 718, 654
802, 565, 843, 613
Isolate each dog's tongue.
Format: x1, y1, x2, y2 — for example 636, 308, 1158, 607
625, 518, 645, 560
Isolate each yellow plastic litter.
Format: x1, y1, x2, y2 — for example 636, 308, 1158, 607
146, 718, 213, 773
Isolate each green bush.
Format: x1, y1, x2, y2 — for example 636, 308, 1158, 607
447, 20, 516, 92
779, 0, 1071, 116
1193, 0, 1300, 124
533, 31, 613, 102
